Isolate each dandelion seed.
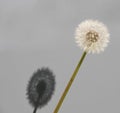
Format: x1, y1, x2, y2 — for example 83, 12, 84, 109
75, 20, 110, 53
26, 67, 55, 113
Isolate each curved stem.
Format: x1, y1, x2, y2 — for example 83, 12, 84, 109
53, 51, 87, 113
33, 95, 41, 113
33, 105, 38, 113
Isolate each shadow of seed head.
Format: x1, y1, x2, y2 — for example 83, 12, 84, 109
36, 80, 46, 97
26, 67, 56, 109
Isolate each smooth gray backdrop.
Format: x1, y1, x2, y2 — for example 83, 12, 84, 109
0, 0, 119, 113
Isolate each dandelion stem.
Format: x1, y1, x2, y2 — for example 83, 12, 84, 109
53, 51, 87, 113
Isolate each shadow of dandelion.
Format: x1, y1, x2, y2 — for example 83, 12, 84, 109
26, 67, 55, 113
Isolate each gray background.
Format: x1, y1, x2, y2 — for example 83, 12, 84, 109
0, 0, 119, 113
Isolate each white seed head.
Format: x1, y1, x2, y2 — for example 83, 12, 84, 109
75, 20, 110, 54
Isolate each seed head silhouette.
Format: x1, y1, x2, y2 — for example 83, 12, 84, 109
26, 67, 55, 113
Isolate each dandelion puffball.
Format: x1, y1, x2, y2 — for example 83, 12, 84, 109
26, 68, 55, 109
75, 20, 110, 53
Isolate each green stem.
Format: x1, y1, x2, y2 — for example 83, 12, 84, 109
53, 51, 87, 113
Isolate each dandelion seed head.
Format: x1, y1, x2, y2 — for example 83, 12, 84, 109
75, 20, 110, 53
